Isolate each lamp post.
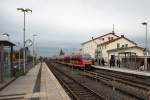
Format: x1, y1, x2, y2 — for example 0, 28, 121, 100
17, 8, 32, 73
141, 22, 148, 52
33, 34, 37, 67
141, 22, 148, 70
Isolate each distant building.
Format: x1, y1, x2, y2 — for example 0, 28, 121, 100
59, 49, 64, 55
81, 33, 145, 63
81, 33, 119, 58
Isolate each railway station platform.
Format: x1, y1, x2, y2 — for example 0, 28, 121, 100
92, 65, 150, 77
40, 63, 71, 100
0, 62, 71, 100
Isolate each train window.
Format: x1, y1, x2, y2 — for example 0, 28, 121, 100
82, 54, 91, 60
76, 56, 82, 61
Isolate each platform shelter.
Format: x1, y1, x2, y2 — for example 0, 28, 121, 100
0, 40, 15, 83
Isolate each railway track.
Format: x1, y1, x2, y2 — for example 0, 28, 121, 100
47, 61, 150, 100
85, 70, 149, 91
83, 70, 149, 100
47, 62, 105, 100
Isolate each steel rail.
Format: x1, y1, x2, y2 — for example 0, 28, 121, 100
47, 62, 105, 100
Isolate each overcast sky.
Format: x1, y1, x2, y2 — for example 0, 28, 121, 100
1, 0, 150, 55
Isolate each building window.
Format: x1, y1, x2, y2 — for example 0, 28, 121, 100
122, 45, 124, 48
117, 43, 120, 48
111, 37, 113, 40
125, 44, 128, 48
108, 37, 110, 40
105, 45, 107, 49
102, 38, 104, 41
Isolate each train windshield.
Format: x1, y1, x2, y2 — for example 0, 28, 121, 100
82, 54, 92, 60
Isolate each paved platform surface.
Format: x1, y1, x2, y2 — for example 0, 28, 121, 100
0, 62, 71, 100
40, 62, 71, 100
92, 65, 150, 77
0, 63, 41, 100
0, 77, 15, 91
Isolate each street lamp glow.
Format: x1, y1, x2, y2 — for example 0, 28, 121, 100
17, 8, 32, 73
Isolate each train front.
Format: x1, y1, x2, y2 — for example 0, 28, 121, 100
81, 54, 93, 70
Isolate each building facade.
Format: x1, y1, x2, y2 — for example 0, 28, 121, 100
81, 33, 119, 58
81, 33, 145, 63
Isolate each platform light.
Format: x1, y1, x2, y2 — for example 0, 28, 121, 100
17, 8, 32, 73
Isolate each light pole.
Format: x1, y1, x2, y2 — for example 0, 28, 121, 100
17, 8, 32, 73
141, 22, 148, 70
142, 22, 148, 53
33, 34, 38, 67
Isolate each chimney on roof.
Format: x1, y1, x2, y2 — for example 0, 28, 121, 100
112, 24, 115, 34
121, 35, 124, 37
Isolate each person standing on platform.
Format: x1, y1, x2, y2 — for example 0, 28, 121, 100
97, 54, 101, 66
99, 58, 101, 65
117, 59, 120, 68
101, 58, 105, 66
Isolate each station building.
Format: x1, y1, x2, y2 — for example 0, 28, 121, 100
81, 33, 119, 59
80, 32, 147, 67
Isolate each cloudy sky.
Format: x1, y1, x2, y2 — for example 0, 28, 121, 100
0, 0, 150, 56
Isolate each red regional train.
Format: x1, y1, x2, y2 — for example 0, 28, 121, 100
54, 53, 93, 70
